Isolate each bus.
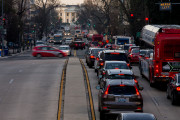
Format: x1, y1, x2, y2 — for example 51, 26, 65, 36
139, 25, 180, 87
54, 34, 63, 44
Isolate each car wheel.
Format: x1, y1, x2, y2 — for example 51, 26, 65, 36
36, 53, 42, 58
100, 111, 106, 120
166, 89, 170, 99
58, 53, 63, 58
89, 64, 92, 68
95, 69, 97, 72
171, 93, 177, 105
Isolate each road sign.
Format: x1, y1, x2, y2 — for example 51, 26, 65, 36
160, 2, 171, 11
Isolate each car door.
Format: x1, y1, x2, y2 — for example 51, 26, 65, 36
41, 47, 48, 57
47, 47, 58, 57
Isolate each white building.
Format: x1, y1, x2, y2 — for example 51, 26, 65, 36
59, 5, 79, 24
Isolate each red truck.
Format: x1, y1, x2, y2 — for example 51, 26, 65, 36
139, 25, 180, 87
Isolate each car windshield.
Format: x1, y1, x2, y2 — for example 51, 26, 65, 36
105, 53, 128, 62
107, 74, 134, 79
59, 47, 69, 50
132, 49, 140, 54
108, 86, 136, 95
92, 49, 104, 56
140, 50, 147, 55
105, 63, 129, 69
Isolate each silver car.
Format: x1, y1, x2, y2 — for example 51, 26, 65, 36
59, 45, 71, 56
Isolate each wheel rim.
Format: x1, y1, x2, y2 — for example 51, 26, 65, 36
58, 54, 63, 58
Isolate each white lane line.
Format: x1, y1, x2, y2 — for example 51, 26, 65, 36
152, 97, 159, 106
19, 70, 22, 72
9, 79, 14, 84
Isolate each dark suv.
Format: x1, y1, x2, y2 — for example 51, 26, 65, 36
96, 50, 129, 76
98, 81, 143, 120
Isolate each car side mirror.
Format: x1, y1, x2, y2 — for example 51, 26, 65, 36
139, 87, 144, 91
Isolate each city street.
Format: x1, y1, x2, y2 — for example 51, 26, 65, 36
0, 49, 180, 120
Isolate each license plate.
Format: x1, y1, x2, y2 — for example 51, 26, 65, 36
116, 98, 129, 102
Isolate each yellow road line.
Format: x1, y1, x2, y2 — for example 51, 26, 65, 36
57, 60, 68, 120
80, 59, 96, 120
74, 50, 77, 57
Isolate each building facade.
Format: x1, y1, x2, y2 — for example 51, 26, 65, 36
59, 5, 79, 24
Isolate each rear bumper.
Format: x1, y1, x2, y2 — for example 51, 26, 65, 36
154, 77, 171, 83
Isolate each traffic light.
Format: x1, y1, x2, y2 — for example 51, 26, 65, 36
3, 18, 6, 26
88, 23, 91, 26
130, 14, 134, 17
145, 17, 149, 21
93, 24, 95, 27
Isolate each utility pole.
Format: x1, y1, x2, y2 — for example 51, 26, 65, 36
1, 0, 4, 57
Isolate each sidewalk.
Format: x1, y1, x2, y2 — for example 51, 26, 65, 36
64, 57, 88, 120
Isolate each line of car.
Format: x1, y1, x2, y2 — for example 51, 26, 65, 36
85, 46, 157, 120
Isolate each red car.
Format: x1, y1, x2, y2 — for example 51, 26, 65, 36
32, 46, 66, 58
128, 48, 140, 63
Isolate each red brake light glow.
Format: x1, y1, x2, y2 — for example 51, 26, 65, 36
127, 64, 130, 67
120, 85, 125, 87
104, 85, 110, 96
134, 80, 138, 83
115, 68, 119, 69
118, 74, 124, 75
176, 87, 180, 91
90, 55, 95, 59
111, 53, 120, 54
100, 62, 104, 66
135, 86, 140, 96
96, 58, 99, 61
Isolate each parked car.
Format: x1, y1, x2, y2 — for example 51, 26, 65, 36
167, 73, 180, 105
32, 46, 66, 58
59, 45, 71, 56
85, 48, 105, 68
116, 113, 157, 120
98, 80, 143, 120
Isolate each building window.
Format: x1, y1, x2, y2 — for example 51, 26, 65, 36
67, 19, 69, 23
67, 13, 69, 16
60, 13, 62, 16
72, 13, 74, 16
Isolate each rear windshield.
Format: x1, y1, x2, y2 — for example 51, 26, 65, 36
108, 86, 136, 95
140, 50, 147, 55
92, 49, 104, 56
104, 53, 128, 62
105, 63, 129, 69
132, 49, 140, 54
107, 74, 134, 79
59, 47, 69, 50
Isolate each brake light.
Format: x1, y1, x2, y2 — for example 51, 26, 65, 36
102, 71, 106, 75
165, 59, 173, 61
134, 79, 138, 83
130, 54, 133, 57
127, 64, 130, 67
75, 44, 78, 46
135, 86, 140, 96
100, 62, 104, 66
90, 55, 95, 59
103, 85, 110, 98
155, 65, 159, 73
96, 57, 99, 61
137, 106, 142, 110
176, 87, 180, 91
115, 68, 119, 69
118, 74, 124, 75
111, 53, 120, 54
120, 84, 125, 87
145, 57, 149, 59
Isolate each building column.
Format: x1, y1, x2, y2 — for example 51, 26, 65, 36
64, 11, 66, 23
70, 12, 72, 23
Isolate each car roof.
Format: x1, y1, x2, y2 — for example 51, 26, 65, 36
103, 50, 126, 53
105, 61, 127, 64
106, 80, 135, 86
121, 113, 156, 120
89, 47, 105, 50
107, 69, 133, 75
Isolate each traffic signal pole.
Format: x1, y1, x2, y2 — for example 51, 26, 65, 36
1, 0, 4, 57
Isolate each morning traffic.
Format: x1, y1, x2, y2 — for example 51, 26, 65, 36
0, 0, 180, 120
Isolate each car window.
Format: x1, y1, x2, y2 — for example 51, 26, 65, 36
59, 47, 69, 50
108, 86, 136, 95
105, 63, 129, 69
107, 74, 134, 79
42, 47, 48, 50
104, 53, 128, 62
140, 50, 147, 55
48, 47, 56, 50
92, 49, 104, 56
178, 75, 180, 83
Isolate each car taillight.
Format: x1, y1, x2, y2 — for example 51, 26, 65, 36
96, 57, 99, 61
103, 85, 110, 98
102, 71, 106, 75
100, 62, 104, 66
115, 68, 119, 69
75, 44, 78, 46
135, 86, 140, 96
134, 79, 138, 84
176, 87, 180, 91
90, 55, 95, 59
127, 64, 130, 67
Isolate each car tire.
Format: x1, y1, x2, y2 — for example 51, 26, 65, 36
100, 111, 105, 120
36, 53, 42, 58
89, 64, 92, 68
58, 53, 63, 58
95, 69, 97, 72
171, 93, 177, 105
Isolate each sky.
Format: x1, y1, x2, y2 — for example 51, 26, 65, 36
61, 0, 84, 5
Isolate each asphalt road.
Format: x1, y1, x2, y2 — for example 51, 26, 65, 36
76, 49, 180, 120
1, 47, 180, 120
0, 53, 66, 120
